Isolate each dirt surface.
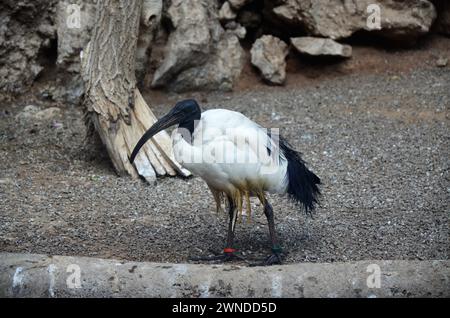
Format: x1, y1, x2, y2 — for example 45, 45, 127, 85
0, 38, 449, 265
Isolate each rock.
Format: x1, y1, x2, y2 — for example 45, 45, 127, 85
152, 0, 244, 92
16, 105, 61, 122
270, 0, 436, 41
229, 0, 253, 10
23, 105, 41, 114
167, 32, 244, 91
35, 107, 62, 121
141, 0, 163, 29
15, 105, 40, 121
291, 37, 352, 58
219, 2, 237, 22
136, 0, 163, 82
250, 35, 289, 85
0, 1, 57, 94
53, 1, 96, 105
224, 21, 247, 39
436, 57, 448, 67
56, 0, 96, 73
0, 178, 14, 186
151, 0, 219, 87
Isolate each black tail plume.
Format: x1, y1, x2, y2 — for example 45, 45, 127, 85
280, 137, 321, 214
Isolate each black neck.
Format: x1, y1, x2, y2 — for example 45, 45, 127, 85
179, 120, 195, 136
178, 113, 201, 143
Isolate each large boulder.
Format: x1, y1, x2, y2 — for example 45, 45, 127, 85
170, 32, 244, 91
151, 0, 244, 92
0, 0, 57, 95
291, 37, 352, 58
250, 35, 289, 85
270, 0, 436, 41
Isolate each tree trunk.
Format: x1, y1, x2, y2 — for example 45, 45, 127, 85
81, 0, 190, 183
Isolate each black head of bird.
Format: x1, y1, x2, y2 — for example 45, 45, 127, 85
129, 99, 201, 163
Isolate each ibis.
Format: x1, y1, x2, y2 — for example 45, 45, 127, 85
130, 99, 321, 265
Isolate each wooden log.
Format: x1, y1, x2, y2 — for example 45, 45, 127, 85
81, 0, 190, 182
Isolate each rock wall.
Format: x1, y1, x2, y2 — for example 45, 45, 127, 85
0, 0, 447, 103
0, 0, 57, 94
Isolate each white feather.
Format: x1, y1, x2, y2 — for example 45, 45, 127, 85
173, 109, 288, 196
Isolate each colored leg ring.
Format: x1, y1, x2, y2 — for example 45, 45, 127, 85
271, 245, 283, 254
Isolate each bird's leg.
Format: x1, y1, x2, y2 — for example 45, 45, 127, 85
216, 195, 247, 261
189, 195, 246, 263
251, 197, 284, 266
223, 195, 239, 259
263, 200, 283, 265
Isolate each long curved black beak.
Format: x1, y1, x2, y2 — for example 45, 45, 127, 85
129, 111, 184, 163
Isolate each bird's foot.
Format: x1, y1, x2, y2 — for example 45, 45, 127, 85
263, 253, 283, 265
250, 246, 284, 266
189, 248, 247, 264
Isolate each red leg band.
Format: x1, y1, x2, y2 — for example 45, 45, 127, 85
224, 248, 236, 254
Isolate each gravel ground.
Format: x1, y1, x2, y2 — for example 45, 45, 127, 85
1, 64, 449, 265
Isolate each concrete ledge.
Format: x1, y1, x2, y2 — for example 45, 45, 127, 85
0, 253, 448, 297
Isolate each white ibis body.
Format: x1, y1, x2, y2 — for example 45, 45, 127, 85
130, 100, 321, 265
